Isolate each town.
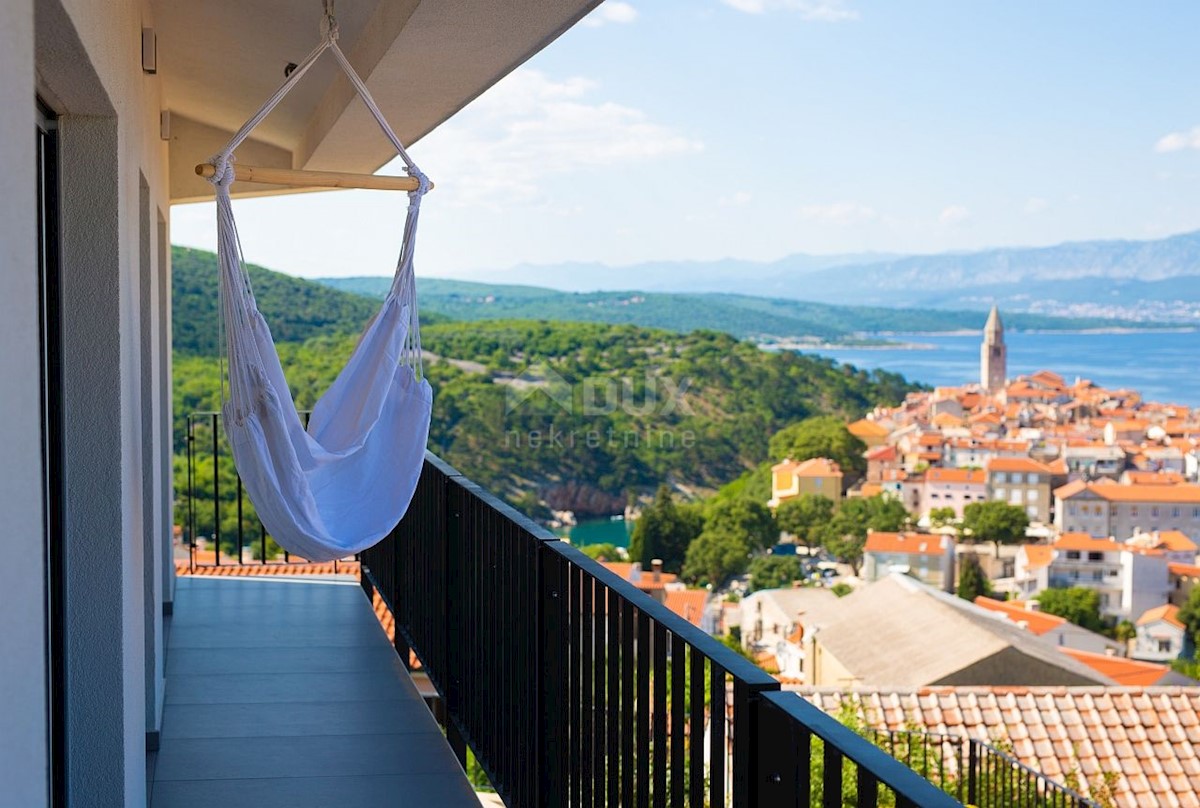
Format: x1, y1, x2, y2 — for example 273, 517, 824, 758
598, 307, 1200, 805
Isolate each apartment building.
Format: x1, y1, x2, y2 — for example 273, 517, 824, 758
1055, 480, 1200, 540
987, 456, 1055, 523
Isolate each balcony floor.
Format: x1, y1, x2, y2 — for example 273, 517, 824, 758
151, 575, 480, 808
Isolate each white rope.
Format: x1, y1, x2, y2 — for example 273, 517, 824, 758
204, 3, 429, 404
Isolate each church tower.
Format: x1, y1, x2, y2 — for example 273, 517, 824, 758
980, 306, 1006, 391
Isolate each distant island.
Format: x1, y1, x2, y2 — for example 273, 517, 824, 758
317, 275, 1175, 344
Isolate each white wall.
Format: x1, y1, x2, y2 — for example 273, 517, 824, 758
0, 1, 50, 804
33, 0, 172, 804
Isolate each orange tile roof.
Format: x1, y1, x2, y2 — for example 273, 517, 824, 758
1124, 470, 1186, 485
1136, 603, 1184, 630
663, 588, 708, 627
1053, 533, 1122, 553
600, 562, 679, 590
1169, 562, 1200, 579
918, 432, 946, 447
1059, 648, 1174, 686
1020, 544, 1054, 569
1154, 530, 1197, 553
800, 687, 1200, 806
847, 418, 890, 438
924, 468, 986, 484
972, 597, 1067, 635
865, 444, 897, 462
864, 531, 946, 556
773, 457, 843, 477
987, 457, 1052, 474
1056, 480, 1200, 504
1092, 483, 1200, 503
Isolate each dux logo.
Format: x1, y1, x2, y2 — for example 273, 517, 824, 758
504, 365, 693, 417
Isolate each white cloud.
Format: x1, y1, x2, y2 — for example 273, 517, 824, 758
582, 2, 639, 27
1023, 197, 1048, 214
720, 191, 753, 207
412, 69, 702, 207
939, 205, 971, 226
799, 201, 877, 225
1155, 126, 1200, 153
720, 0, 859, 21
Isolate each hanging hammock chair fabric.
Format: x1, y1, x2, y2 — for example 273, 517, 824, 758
205, 13, 432, 563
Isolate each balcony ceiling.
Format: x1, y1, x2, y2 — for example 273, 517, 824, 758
157, 0, 602, 201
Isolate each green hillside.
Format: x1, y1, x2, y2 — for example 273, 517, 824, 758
320, 275, 1144, 339
173, 246, 418, 356
171, 251, 923, 541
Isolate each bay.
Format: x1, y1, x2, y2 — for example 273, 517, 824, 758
794, 330, 1200, 407
555, 517, 634, 549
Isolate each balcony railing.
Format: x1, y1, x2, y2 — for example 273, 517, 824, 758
359, 454, 960, 807
866, 728, 1096, 807
185, 412, 960, 807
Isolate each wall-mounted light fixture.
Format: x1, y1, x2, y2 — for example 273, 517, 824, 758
142, 27, 157, 74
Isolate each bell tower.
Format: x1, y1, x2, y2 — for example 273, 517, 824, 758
980, 306, 1006, 391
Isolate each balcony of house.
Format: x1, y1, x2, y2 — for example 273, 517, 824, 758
176, 415, 966, 808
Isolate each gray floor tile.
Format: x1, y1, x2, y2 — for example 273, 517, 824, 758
165, 671, 421, 704
154, 733, 463, 781
153, 577, 477, 807
165, 645, 401, 676
152, 773, 480, 808
161, 699, 442, 739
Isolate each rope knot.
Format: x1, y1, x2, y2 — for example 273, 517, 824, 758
406, 168, 431, 199
320, 11, 339, 43
205, 154, 236, 188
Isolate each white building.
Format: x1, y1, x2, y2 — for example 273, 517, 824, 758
1014, 534, 1170, 622
1133, 604, 1187, 662
1055, 480, 1200, 541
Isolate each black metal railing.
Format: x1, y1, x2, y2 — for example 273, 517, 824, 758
359, 453, 961, 808
182, 411, 960, 806
866, 728, 1096, 807
183, 411, 346, 571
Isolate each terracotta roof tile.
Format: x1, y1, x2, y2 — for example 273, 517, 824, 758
863, 531, 948, 556
1137, 603, 1185, 630
795, 686, 1200, 806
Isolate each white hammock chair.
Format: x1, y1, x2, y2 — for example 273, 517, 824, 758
204, 10, 432, 562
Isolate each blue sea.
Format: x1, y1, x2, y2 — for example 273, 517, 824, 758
795, 330, 1200, 407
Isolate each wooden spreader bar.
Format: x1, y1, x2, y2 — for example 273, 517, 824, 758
195, 163, 433, 192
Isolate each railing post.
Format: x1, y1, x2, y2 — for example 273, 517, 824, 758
754, 693, 801, 805
537, 543, 566, 808
392, 493, 411, 669
734, 679, 781, 807
444, 467, 466, 767
967, 739, 979, 806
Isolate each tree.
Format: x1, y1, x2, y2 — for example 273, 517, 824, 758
1114, 620, 1137, 644
956, 554, 993, 601
961, 500, 1029, 555
579, 543, 622, 562
775, 494, 835, 550
928, 506, 957, 529
703, 498, 778, 553
1035, 587, 1104, 632
768, 416, 867, 480
682, 530, 750, 587
629, 485, 703, 572
747, 555, 806, 592
1178, 585, 1200, 652
818, 495, 910, 574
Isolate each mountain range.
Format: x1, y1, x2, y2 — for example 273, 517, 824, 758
417, 230, 1200, 321
319, 277, 1168, 343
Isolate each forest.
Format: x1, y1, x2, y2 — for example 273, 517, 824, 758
172, 247, 922, 554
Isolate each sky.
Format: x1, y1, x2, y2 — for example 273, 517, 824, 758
171, 0, 1200, 282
